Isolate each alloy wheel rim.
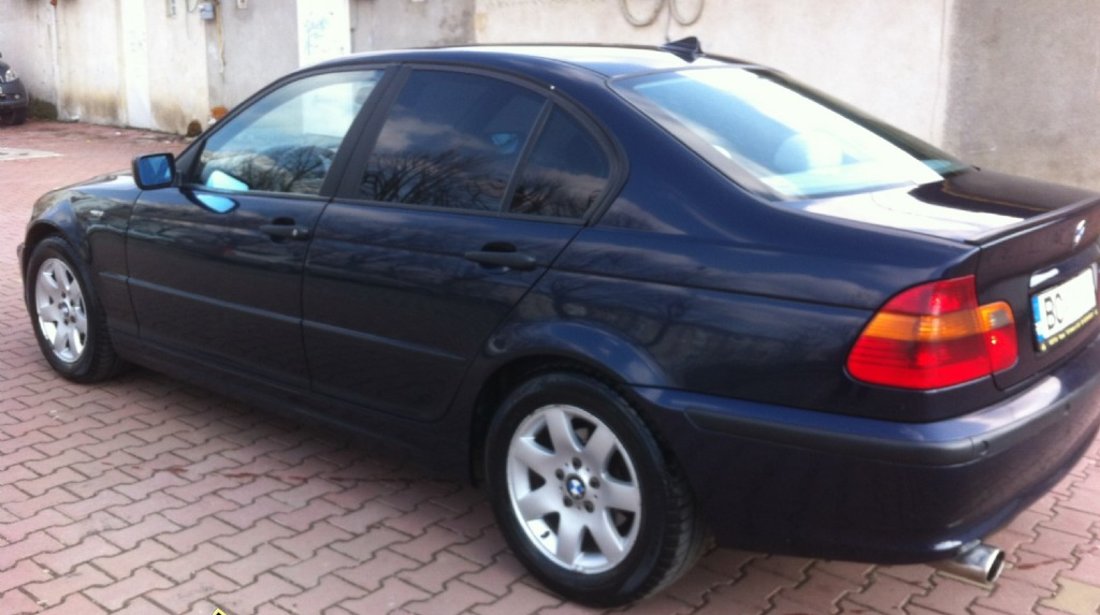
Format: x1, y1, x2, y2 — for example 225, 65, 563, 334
506, 404, 642, 574
35, 257, 88, 364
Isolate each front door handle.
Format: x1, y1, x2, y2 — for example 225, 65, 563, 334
464, 242, 537, 271
260, 221, 310, 240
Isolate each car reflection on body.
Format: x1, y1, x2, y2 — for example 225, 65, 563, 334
18, 39, 1100, 606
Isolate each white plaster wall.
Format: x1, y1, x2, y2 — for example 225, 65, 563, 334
3, 0, 1097, 192
350, 0, 475, 52
120, 0, 153, 129
144, 1, 211, 133
298, 0, 351, 66
474, 0, 952, 143
0, 0, 208, 131
209, 0, 300, 112
53, 2, 126, 124
943, 0, 1100, 191
0, 0, 59, 106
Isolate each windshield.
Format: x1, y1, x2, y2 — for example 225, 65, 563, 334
615, 67, 967, 199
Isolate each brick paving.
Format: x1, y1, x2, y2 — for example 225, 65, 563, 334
1, 119, 1099, 614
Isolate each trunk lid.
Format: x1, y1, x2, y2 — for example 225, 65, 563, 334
803, 168, 1100, 391
973, 195, 1100, 389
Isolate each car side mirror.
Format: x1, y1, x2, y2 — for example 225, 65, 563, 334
132, 153, 177, 190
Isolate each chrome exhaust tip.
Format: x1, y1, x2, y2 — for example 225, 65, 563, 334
934, 542, 1005, 584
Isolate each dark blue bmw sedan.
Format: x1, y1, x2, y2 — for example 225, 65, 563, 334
19, 40, 1100, 605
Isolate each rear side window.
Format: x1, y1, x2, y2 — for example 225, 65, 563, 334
509, 108, 610, 219
360, 70, 544, 212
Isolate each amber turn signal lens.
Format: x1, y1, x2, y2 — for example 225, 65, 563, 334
847, 276, 1017, 389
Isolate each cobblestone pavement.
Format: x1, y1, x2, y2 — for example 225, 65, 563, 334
1, 120, 1099, 615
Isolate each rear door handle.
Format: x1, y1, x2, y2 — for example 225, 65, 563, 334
260, 222, 310, 240
464, 243, 537, 271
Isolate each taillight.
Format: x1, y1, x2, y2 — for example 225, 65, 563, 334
847, 275, 1017, 389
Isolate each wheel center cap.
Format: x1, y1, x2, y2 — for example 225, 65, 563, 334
565, 476, 586, 500
59, 303, 71, 317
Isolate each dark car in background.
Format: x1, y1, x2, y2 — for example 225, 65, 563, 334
18, 40, 1100, 606
0, 51, 28, 125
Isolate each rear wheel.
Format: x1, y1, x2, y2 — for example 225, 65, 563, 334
485, 372, 705, 606
25, 237, 124, 382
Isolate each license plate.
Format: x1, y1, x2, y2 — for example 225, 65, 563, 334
1032, 267, 1099, 352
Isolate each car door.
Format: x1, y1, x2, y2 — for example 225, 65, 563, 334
303, 67, 616, 420
127, 69, 385, 387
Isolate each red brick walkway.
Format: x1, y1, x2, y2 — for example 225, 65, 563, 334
1, 121, 1098, 614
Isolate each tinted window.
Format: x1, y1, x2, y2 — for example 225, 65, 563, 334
509, 108, 610, 218
196, 70, 382, 195
360, 71, 544, 211
616, 68, 963, 199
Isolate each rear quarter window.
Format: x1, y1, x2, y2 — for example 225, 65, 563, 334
508, 108, 611, 219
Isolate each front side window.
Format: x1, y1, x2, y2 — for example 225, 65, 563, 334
360, 70, 544, 212
196, 70, 382, 196
615, 67, 965, 199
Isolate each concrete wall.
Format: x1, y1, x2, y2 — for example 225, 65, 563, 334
3, 0, 1099, 192
142, 1, 210, 134
474, 0, 950, 148
208, 0, 473, 113
207, 0, 300, 115
943, 0, 1100, 189
350, 0, 475, 52
0, 0, 209, 133
473, 0, 1100, 191
298, 0, 352, 66
0, 1, 59, 107
54, 2, 127, 124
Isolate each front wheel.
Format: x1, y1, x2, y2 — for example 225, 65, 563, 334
1, 108, 26, 125
485, 372, 705, 606
25, 237, 124, 382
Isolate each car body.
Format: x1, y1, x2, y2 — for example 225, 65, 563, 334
18, 41, 1100, 605
0, 52, 28, 125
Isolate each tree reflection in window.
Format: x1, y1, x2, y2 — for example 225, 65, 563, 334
509, 109, 610, 219
206, 144, 334, 195
197, 70, 382, 196
360, 71, 543, 211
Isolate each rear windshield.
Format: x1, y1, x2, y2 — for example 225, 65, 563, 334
614, 67, 967, 199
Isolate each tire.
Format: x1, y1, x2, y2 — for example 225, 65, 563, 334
24, 237, 124, 382
485, 372, 706, 606
1, 108, 26, 125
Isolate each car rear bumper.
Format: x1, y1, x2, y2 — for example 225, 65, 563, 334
632, 334, 1100, 563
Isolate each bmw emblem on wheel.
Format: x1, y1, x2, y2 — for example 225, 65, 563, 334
566, 476, 586, 499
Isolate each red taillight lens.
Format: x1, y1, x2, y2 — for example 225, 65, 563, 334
847, 275, 1018, 389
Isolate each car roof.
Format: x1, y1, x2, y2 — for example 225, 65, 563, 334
315, 43, 750, 79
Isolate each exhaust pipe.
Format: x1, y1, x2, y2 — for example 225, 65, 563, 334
934, 542, 1005, 584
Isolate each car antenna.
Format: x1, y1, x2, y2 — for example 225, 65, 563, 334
660, 36, 703, 62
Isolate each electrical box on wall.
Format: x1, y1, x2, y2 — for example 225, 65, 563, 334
199, 2, 215, 20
